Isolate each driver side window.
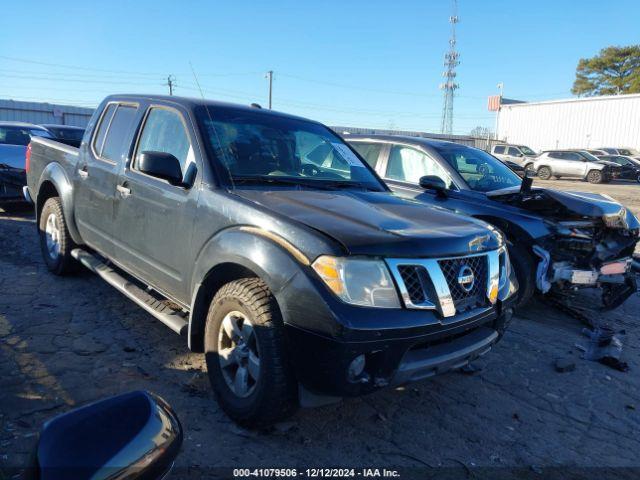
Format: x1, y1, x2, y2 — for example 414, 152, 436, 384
386, 146, 451, 187
135, 107, 195, 174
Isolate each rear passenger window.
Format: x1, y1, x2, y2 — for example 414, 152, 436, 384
493, 146, 505, 154
351, 143, 382, 168
548, 152, 562, 159
135, 107, 194, 174
92, 104, 117, 156
100, 105, 138, 162
386, 145, 452, 187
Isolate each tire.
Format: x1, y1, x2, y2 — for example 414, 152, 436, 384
204, 278, 297, 428
587, 169, 603, 184
507, 240, 536, 309
38, 197, 77, 275
636, 174, 640, 184
537, 166, 552, 180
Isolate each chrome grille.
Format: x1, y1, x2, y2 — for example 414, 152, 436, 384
397, 265, 428, 304
387, 250, 500, 319
438, 256, 488, 312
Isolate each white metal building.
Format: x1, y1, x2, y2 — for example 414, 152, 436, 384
496, 93, 640, 152
0, 99, 94, 127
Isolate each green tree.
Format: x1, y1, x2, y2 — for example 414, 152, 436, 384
572, 45, 640, 96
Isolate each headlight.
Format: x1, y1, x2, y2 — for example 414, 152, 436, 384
311, 255, 400, 308
498, 246, 517, 301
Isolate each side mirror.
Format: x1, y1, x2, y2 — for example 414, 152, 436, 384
419, 175, 448, 196
138, 151, 184, 185
29, 391, 182, 480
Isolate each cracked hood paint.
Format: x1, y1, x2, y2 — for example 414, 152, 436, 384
233, 189, 502, 257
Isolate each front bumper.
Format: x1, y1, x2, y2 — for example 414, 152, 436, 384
533, 248, 637, 308
285, 298, 514, 397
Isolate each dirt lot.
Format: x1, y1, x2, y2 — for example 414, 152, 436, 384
2, 179, 640, 479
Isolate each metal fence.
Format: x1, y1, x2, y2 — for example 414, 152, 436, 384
0, 99, 94, 127
331, 125, 503, 152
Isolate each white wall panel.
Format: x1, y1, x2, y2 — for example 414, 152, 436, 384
497, 94, 640, 152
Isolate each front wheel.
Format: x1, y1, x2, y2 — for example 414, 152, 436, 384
507, 241, 537, 308
38, 197, 77, 275
537, 166, 552, 180
587, 170, 603, 184
204, 278, 297, 428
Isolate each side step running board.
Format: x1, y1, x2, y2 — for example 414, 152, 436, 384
71, 248, 188, 335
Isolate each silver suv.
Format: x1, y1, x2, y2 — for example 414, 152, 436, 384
525, 150, 621, 184
491, 144, 537, 166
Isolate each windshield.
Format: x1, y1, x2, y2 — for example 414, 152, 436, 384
519, 146, 536, 155
611, 156, 633, 165
579, 151, 600, 162
196, 106, 384, 190
617, 149, 637, 156
432, 144, 522, 192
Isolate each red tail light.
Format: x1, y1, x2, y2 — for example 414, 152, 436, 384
25, 143, 32, 173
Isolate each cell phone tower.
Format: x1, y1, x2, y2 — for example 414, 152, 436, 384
440, 0, 459, 135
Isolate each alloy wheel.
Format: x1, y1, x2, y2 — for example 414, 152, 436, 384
44, 213, 61, 260
217, 311, 261, 398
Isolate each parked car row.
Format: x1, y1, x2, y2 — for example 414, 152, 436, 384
16, 95, 640, 428
491, 143, 640, 184
0, 121, 85, 207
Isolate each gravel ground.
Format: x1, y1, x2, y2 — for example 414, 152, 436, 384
1, 179, 640, 479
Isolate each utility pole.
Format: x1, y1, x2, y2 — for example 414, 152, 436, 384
265, 70, 273, 109
166, 75, 176, 95
440, 0, 459, 135
494, 82, 503, 139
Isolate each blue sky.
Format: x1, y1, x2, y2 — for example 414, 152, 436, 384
1, 0, 638, 134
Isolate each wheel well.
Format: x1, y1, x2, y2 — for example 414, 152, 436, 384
36, 181, 59, 222
188, 262, 259, 353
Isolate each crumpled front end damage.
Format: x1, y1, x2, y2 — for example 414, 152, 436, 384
492, 188, 640, 309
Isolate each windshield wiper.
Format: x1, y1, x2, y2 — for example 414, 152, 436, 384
231, 175, 379, 191
315, 181, 379, 191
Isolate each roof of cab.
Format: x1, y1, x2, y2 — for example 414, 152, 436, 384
41, 124, 85, 130
104, 94, 320, 125
345, 133, 463, 149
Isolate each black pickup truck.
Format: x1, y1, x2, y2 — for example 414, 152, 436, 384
25, 95, 517, 426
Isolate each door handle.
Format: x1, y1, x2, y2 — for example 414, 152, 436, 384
78, 165, 88, 178
116, 184, 131, 197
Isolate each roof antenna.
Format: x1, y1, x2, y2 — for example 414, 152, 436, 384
189, 61, 235, 189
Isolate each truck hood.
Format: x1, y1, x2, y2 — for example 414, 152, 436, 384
487, 186, 640, 228
0, 145, 27, 170
234, 189, 502, 257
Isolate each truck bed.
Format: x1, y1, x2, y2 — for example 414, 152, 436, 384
26, 137, 80, 199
